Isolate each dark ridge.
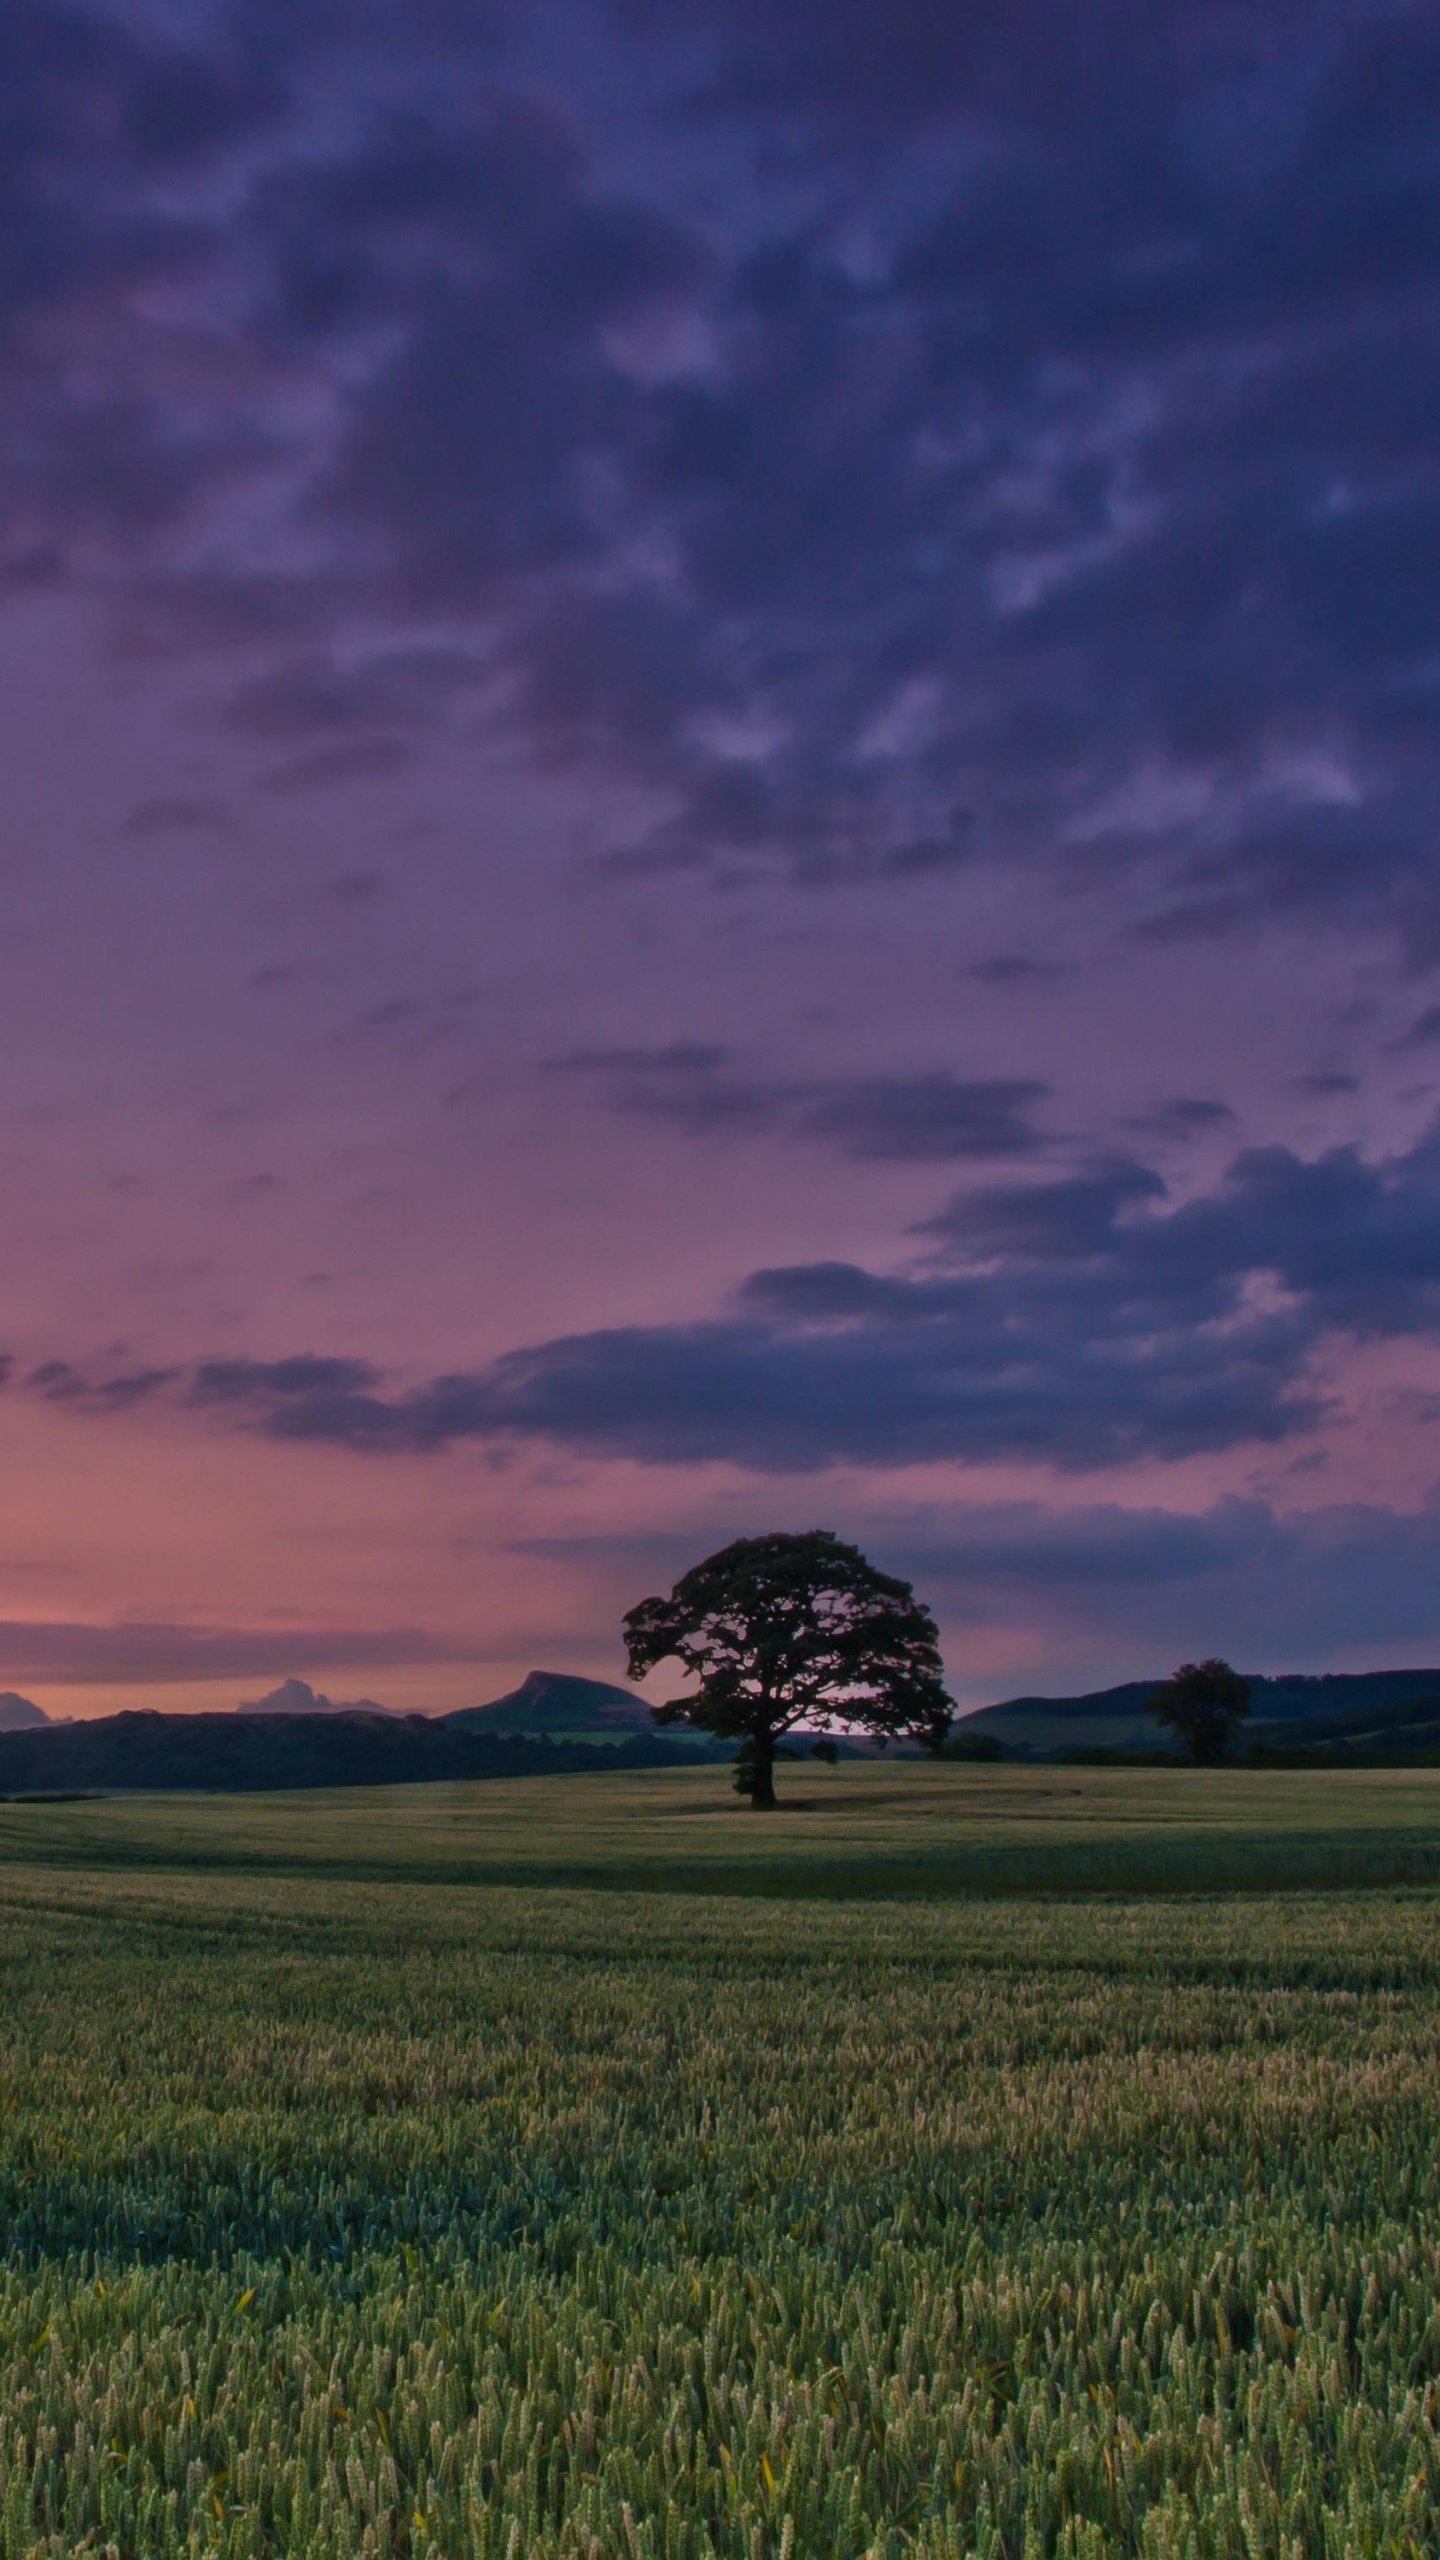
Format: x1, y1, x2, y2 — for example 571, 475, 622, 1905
0, 1711, 729, 1796
1246, 1695, 1440, 1760
441, 1669, 654, 1739
963, 1668, 1440, 1758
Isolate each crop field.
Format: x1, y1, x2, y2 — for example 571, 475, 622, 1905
0, 1767, 1437, 2557
5, 1756, 1440, 1895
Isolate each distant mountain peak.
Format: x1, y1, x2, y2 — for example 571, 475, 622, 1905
0, 1691, 48, 1732
443, 1667, 652, 1739
236, 1677, 396, 1716
518, 1668, 636, 1702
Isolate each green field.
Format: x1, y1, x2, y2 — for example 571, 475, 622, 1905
5, 1756, 1440, 1894
1, 1764, 1439, 2557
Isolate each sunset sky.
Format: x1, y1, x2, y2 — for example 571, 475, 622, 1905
4, 0, 1440, 1716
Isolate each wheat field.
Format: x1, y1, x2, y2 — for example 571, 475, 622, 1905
0, 1768, 1436, 2555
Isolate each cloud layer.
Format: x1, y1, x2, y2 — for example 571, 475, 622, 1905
0, 1619, 467, 1687
0, 0, 1435, 930
544, 1049, 1050, 1157
1, 0, 1438, 1699
29, 1124, 1440, 1473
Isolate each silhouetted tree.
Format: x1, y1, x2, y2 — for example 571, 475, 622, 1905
1149, 1658, 1252, 1764
944, 1728, 1006, 1762
622, 1530, 953, 1807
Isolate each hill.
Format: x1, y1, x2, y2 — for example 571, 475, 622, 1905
962, 1668, 1440, 1758
0, 1692, 48, 1732
1248, 1692, 1440, 1761
442, 1668, 671, 1743
0, 1710, 726, 1796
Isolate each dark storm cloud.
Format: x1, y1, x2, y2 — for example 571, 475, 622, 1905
48, 1122, 1440, 1473
921, 1128, 1440, 1338
614, 0, 1287, 145
0, 0, 1434, 923
546, 1047, 1050, 1157
192, 80, 713, 694
0, 5, 294, 580
139, 1298, 1318, 1470
493, 0, 1440, 911
915, 1159, 1168, 1260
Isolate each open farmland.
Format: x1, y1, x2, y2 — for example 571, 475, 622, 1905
0, 1769, 1437, 2555
5, 1757, 1440, 1894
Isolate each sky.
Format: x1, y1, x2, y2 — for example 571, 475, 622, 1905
4, 0, 1440, 1717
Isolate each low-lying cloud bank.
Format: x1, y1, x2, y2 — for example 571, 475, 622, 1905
0, 1622, 468, 1686
23, 1129, 1440, 1472
517, 1491, 1440, 1690
890, 1496, 1440, 1665
1, 1500, 1439, 1699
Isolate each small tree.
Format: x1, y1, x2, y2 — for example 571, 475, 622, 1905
1149, 1658, 1252, 1764
622, 1530, 953, 1807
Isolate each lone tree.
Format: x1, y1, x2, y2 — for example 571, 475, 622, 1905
622, 1530, 953, 1808
1149, 1658, 1252, 1764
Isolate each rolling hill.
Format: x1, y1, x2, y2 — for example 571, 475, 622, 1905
961, 1668, 1440, 1759
6, 1662, 1439, 1795
442, 1669, 707, 1744
0, 1709, 726, 1796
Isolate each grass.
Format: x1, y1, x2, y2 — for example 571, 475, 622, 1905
1, 1756, 1439, 1894
0, 1766, 1438, 2554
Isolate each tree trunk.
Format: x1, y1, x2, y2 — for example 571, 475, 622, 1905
748, 1730, 777, 1810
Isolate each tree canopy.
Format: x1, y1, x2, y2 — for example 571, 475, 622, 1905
1148, 1658, 1252, 1764
622, 1530, 953, 1806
